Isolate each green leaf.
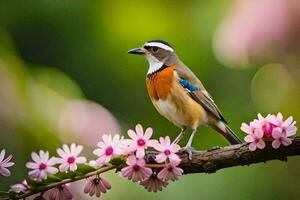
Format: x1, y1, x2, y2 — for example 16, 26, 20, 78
110, 156, 126, 166
26, 175, 62, 189
53, 171, 77, 180
27, 178, 44, 188
76, 164, 96, 175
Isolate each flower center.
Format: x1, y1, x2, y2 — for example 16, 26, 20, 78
137, 139, 145, 146
164, 149, 171, 156
262, 123, 276, 137
167, 166, 173, 171
105, 146, 114, 156
67, 156, 76, 164
39, 163, 47, 170
133, 165, 140, 171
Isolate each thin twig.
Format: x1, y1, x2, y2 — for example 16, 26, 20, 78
11, 165, 116, 200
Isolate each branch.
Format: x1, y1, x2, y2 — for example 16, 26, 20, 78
176, 136, 300, 174
5, 137, 300, 200
9, 166, 117, 200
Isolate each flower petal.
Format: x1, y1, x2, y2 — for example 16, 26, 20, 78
26, 162, 38, 169
62, 144, 71, 155
244, 135, 254, 143
272, 127, 282, 139
272, 140, 281, 149
136, 148, 145, 159
126, 155, 137, 166
127, 129, 138, 140
76, 156, 87, 163
155, 153, 167, 163
254, 128, 264, 138
0, 167, 11, 177
241, 123, 252, 134
281, 137, 292, 146
0, 150, 5, 162
31, 152, 41, 163
73, 145, 83, 157
57, 148, 67, 158
256, 139, 266, 149
59, 163, 69, 172
143, 128, 153, 140
135, 124, 144, 138
248, 142, 257, 151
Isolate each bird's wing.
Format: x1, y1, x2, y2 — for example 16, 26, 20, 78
175, 61, 227, 124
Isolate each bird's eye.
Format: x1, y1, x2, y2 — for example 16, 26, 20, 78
152, 47, 158, 52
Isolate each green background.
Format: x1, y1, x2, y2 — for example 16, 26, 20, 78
0, 0, 299, 199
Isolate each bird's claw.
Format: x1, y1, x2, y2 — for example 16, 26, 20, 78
180, 146, 194, 160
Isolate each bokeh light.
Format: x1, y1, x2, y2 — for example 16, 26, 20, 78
251, 63, 295, 111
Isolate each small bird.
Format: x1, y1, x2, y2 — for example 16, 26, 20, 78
128, 40, 241, 157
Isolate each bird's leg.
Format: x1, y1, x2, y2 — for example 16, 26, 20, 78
180, 128, 197, 160
185, 128, 197, 148
173, 127, 187, 144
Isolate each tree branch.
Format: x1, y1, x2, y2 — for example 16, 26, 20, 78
4, 137, 300, 200
176, 136, 300, 174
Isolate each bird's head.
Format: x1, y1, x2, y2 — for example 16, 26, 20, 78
128, 40, 178, 74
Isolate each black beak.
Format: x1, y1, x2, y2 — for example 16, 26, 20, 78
128, 48, 145, 55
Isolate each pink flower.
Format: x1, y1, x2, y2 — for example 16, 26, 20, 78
56, 143, 87, 172
84, 176, 111, 197
26, 150, 58, 179
241, 114, 275, 137
241, 120, 261, 133
93, 134, 122, 166
257, 113, 277, 137
244, 128, 266, 151
157, 161, 183, 182
271, 113, 297, 136
121, 155, 152, 182
48, 184, 73, 200
127, 124, 156, 158
242, 113, 297, 150
0, 149, 14, 177
140, 176, 168, 192
271, 127, 292, 149
10, 180, 29, 193
152, 136, 180, 163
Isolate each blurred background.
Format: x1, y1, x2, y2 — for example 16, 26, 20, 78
0, 0, 299, 199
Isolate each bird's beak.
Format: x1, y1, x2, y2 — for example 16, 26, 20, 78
128, 47, 145, 55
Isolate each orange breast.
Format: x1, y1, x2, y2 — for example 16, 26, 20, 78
146, 65, 176, 101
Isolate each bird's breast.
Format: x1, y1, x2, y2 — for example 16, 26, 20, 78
146, 65, 176, 101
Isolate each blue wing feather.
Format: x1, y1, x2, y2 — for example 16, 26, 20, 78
179, 79, 198, 91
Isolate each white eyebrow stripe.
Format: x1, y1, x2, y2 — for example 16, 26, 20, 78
144, 42, 174, 52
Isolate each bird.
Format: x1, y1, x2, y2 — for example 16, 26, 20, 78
128, 40, 241, 157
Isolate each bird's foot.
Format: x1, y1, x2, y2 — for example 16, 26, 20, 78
179, 146, 194, 160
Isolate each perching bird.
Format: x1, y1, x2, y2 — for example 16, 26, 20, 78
128, 40, 241, 156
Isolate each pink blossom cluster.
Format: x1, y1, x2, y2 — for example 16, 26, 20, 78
7, 124, 183, 199
241, 113, 297, 151
10, 143, 87, 199
25, 144, 86, 180
92, 124, 183, 192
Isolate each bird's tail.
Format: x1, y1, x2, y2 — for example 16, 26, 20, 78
210, 121, 242, 145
